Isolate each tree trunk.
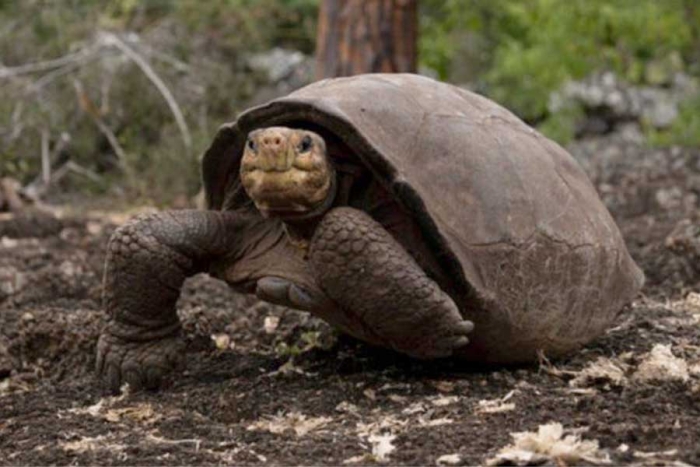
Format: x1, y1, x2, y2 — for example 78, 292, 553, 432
315, 0, 418, 80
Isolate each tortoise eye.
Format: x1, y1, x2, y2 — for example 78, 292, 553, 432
246, 138, 257, 152
298, 135, 313, 153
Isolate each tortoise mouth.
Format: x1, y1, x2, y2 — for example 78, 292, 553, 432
241, 167, 336, 219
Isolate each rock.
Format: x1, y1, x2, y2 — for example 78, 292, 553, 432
246, 48, 314, 106
248, 47, 308, 83
550, 71, 700, 133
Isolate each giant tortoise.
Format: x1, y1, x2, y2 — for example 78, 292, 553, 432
96, 73, 644, 392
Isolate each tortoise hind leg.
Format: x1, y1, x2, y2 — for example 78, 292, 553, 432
308, 207, 473, 359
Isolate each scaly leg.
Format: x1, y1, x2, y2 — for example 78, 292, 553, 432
308, 207, 473, 358
96, 210, 246, 393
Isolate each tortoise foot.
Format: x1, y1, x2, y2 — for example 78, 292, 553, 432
405, 316, 474, 359
95, 331, 184, 394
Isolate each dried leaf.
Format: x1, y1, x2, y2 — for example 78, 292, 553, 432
417, 417, 453, 427
401, 402, 426, 415
486, 422, 611, 465
632, 344, 689, 383
368, 433, 396, 462
356, 415, 407, 438
61, 435, 126, 453
211, 333, 232, 351
246, 411, 331, 437
436, 453, 462, 465
570, 357, 628, 388
430, 395, 459, 407
263, 316, 280, 334
477, 390, 517, 414
431, 380, 456, 393
335, 401, 360, 415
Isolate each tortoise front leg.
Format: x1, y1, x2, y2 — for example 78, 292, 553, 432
308, 207, 474, 359
96, 210, 244, 393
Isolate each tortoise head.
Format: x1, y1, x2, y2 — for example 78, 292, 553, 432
240, 127, 335, 219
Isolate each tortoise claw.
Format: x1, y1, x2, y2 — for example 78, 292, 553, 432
95, 331, 184, 394
256, 276, 332, 312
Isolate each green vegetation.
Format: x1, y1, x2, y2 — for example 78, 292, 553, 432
0, 0, 318, 204
420, 0, 700, 143
1, 0, 699, 204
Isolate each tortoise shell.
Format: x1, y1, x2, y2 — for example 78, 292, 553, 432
202, 73, 643, 362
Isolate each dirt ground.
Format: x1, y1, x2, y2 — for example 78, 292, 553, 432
2, 136, 700, 466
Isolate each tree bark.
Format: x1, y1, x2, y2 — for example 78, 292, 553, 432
315, 0, 418, 80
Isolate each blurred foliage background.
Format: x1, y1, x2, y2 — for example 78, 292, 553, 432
1, 0, 699, 205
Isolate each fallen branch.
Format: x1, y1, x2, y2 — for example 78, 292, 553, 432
100, 32, 192, 151
0, 48, 95, 79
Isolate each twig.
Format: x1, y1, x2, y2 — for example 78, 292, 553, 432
30, 160, 104, 195
26, 61, 86, 93
72, 79, 131, 175
0, 49, 95, 79
5, 101, 24, 145
146, 434, 201, 452
41, 129, 50, 185
64, 161, 103, 184
100, 32, 192, 150
23, 132, 71, 201
135, 41, 191, 73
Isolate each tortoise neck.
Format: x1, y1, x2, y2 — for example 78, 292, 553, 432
280, 169, 337, 242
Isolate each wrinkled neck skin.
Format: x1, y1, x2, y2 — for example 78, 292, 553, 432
281, 169, 338, 247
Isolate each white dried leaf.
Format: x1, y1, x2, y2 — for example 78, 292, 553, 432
633, 449, 679, 459
486, 422, 611, 465
104, 403, 159, 424
689, 363, 700, 378
246, 411, 331, 437
335, 401, 360, 415
61, 435, 126, 453
356, 415, 407, 438
343, 454, 370, 464
570, 357, 629, 388
0, 237, 19, 248
477, 400, 516, 414
369, 433, 396, 462
67, 399, 105, 417
563, 387, 598, 396
266, 359, 313, 377
401, 402, 426, 415
632, 344, 689, 383
263, 316, 280, 334
679, 292, 700, 314
477, 390, 517, 414
211, 333, 231, 350
66, 398, 159, 424
436, 453, 462, 465
430, 395, 459, 407
418, 417, 453, 427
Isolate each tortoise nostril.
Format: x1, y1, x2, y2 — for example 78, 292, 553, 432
274, 137, 281, 145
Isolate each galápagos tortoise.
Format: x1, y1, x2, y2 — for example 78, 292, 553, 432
96, 73, 644, 392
